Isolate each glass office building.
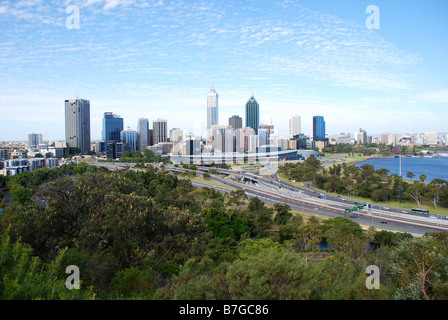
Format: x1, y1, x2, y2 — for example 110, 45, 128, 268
102, 112, 123, 142
245, 95, 259, 135
120, 127, 139, 152
313, 116, 326, 141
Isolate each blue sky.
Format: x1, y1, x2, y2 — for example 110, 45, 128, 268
0, 0, 447, 141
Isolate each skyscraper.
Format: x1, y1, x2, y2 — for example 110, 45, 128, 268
355, 128, 368, 145
289, 115, 301, 138
153, 119, 167, 144
28, 133, 43, 148
137, 118, 149, 152
211, 125, 235, 153
65, 98, 91, 152
207, 87, 218, 138
229, 115, 242, 129
245, 95, 259, 135
120, 127, 139, 152
313, 116, 326, 142
170, 128, 185, 155
102, 112, 123, 142
235, 127, 255, 152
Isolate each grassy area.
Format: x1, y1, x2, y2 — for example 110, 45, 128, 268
178, 174, 236, 191
320, 153, 382, 167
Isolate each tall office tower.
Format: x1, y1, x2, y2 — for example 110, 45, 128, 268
245, 95, 259, 135
235, 127, 255, 152
102, 112, 123, 142
153, 119, 167, 144
258, 129, 269, 147
207, 87, 219, 138
185, 136, 201, 156
170, 128, 185, 155
211, 125, 235, 153
28, 133, 43, 148
148, 129, 153, 147
289, 115, 301, 138
65, 98, 91, 152
229, 115, 242, 129
137, 118, 149, 152
120, 127, 139, 152
312, 115, 326, 142
355, 128, 368, 145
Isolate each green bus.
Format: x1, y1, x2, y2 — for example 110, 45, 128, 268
411, 208, 429, 214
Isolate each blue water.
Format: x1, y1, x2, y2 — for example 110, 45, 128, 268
355, 156, 448, 182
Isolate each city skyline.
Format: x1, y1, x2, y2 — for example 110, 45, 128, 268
1, 0, 447, 141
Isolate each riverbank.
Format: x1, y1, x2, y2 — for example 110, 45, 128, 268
319, 153, 384, 168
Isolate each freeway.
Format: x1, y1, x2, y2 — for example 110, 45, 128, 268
87, 161, 447, 235
169, 165, 447, 235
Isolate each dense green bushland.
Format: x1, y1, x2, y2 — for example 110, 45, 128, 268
1, 162, 448, 300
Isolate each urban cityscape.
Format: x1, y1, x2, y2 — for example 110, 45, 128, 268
1, 87, 448, 174
0, 88, 448, 175
1, 0, 448, 308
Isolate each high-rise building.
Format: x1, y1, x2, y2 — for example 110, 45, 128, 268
229, 115, 243, 129
312, 116, 326, 142
258, 129, 269, 147
211, 125, 235, 153
259, 124, 274, 136
137, 118, 149, 152
289, 115, 301, 138
170, 128, 185, 155
65, 98, 91, 152
148, 129, 153, 147
337, 133, 351, 144
120, 127, 139, 152
102, 112, 123, 142
355, 128, 368, 145
245, 95, 259, 135
184, 136, 201, 156
292, 134, 307, 149
28, 133, 43, 148
153, 119, 167, 144
207, 88, 219, 138
235, 127, 255, 152
424, 132, 438, 145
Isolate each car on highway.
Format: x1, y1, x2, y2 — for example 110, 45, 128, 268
383, 207, 390, 210
381, 221, 388, 224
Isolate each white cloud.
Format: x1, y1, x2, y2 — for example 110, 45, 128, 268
420, 90, 448, 104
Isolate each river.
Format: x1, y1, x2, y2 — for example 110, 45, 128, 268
355, 155, 448, 182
